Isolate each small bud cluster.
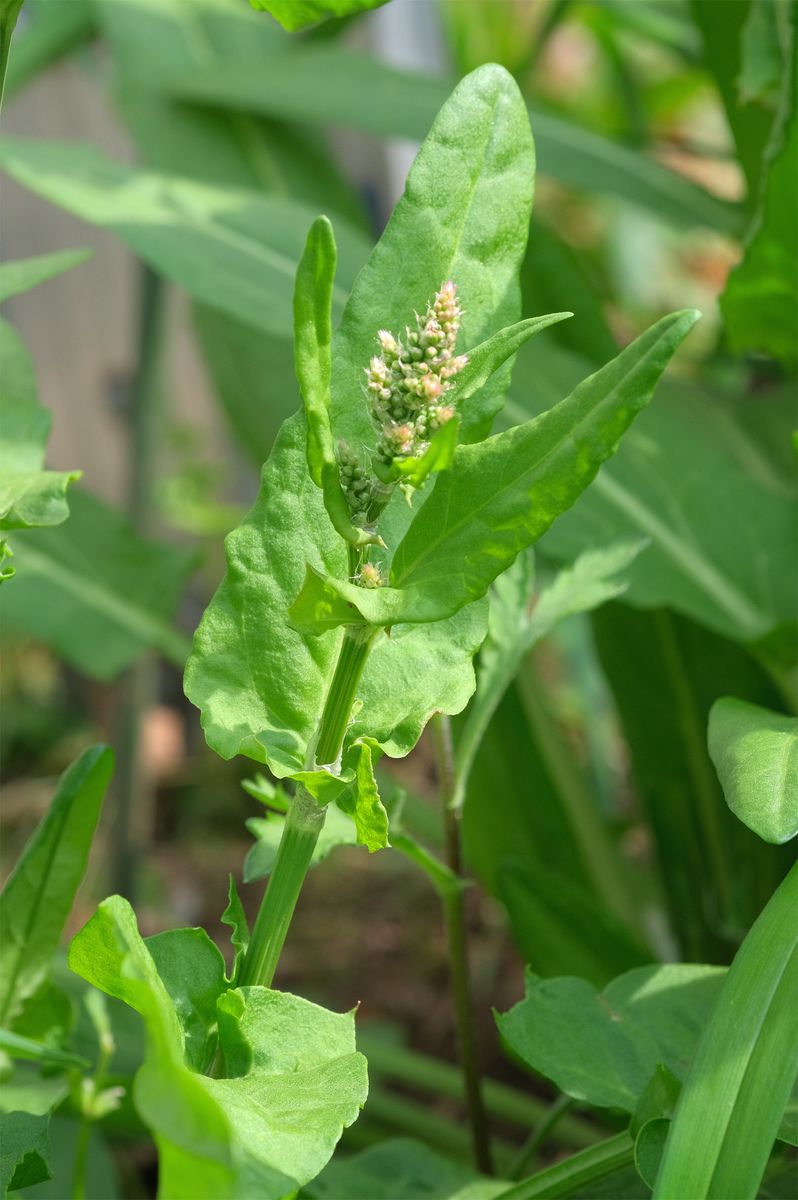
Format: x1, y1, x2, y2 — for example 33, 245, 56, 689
364, 281, 468, 466
336, 282, 467, 537
337, 438, 375, 527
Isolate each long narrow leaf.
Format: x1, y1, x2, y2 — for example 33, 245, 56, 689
654, 862, 798, 1199
0, 745, 114, 1026
169, 51, 738, 232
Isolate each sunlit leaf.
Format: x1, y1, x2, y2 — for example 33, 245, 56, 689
708, 697, 798, 844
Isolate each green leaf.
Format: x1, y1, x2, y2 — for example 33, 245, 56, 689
721, 105, 798, 369
3, 0, 96, 101
290, 311, 699, 632
145, 928, 226, 1074
295, 215, 376, 549
498, 862, 649, 988
0, 1073, 69, 1119
690, 0, 782, 199
0, 249, 91, 303
708, 698, 798, 844
244, 803, 357, 882
0, 1028, 88, 1070
185, 411, 487, 774
0, 319, 80, 539
249, 0, 388, 29
221, 877, 249, 987
496, 963, 726, 1112
330, 64, 535, 453
454, 541, 642, 807
0, 1111, 50, 1196
0, 745, 113, 1028
653, 863, 798, 1199
0, 139, 371, 340
0, 490, 195, 678
0, 0, 24, 101
169, 51, 738, 232
336, 739, 390, 852
594, 605, 794, 960
304, 1137, 507, 1199
509, 341, 797, 646
69, 896, 368, 1198
450, 313, 573, 443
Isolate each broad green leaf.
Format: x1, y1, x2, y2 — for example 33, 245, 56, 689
594, 605, 795, 960
244, 803, 357, 882
0, 1111, 50, 1195
330, 64, 535, 453
708, 698, 798, 844
0, 249, 91, 303
295, 216, 376, 549
0, 490, 195, 678
145, 928, 226, 1074
0, 1028, 88, 1070
0, 1073, 68, 1118
453, 541, 642, 808
9, 1114, 121, 1200
721, 106, 798, 369
184, 413, 487, 775
654, 863, 798, 1199
0, 745, 113, 1028
69, 896, 368, 1198
169, 51, 738, 232
0, 139, 370, 340
496, 963, 726, 1112
305, 1137, 507, 1200
3, 0, 96, 101
221, 877, 249, 986
510, 340, 797, 646
290, 311, 699, 632
249, 0, 388, 28
498, 862, 649, 988
0, 320, 80, 540
69, 897, 239, 1198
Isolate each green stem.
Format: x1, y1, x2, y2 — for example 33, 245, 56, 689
237, 786, 325, 989
508, 1094, 575, 1180
495, 1132, 634, 1200
71, 1115, 91, 1200
112, 265, 165, 902
430, 714, 494, 1176
357, 1034, 597, 1147
315, 625, 377, 766
238, 622, 378, 991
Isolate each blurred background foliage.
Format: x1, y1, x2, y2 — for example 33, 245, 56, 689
1, 0, 796, 1192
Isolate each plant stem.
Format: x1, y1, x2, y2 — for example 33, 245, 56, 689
237, 785, 326, 989
430, 713, 494, 1176
238, 623, 378, 990
495, 1133, 634, 1200
508, 1094, 575, 1180
112, 265, 165, 901
315, 625, 377, 766
71, 1114, 91, 1200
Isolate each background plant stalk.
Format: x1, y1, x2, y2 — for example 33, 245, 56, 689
430, 713, 494, 1175
239, 623, 377, 990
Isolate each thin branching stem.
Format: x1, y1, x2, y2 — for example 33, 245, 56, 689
430, 713, 494, 1175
